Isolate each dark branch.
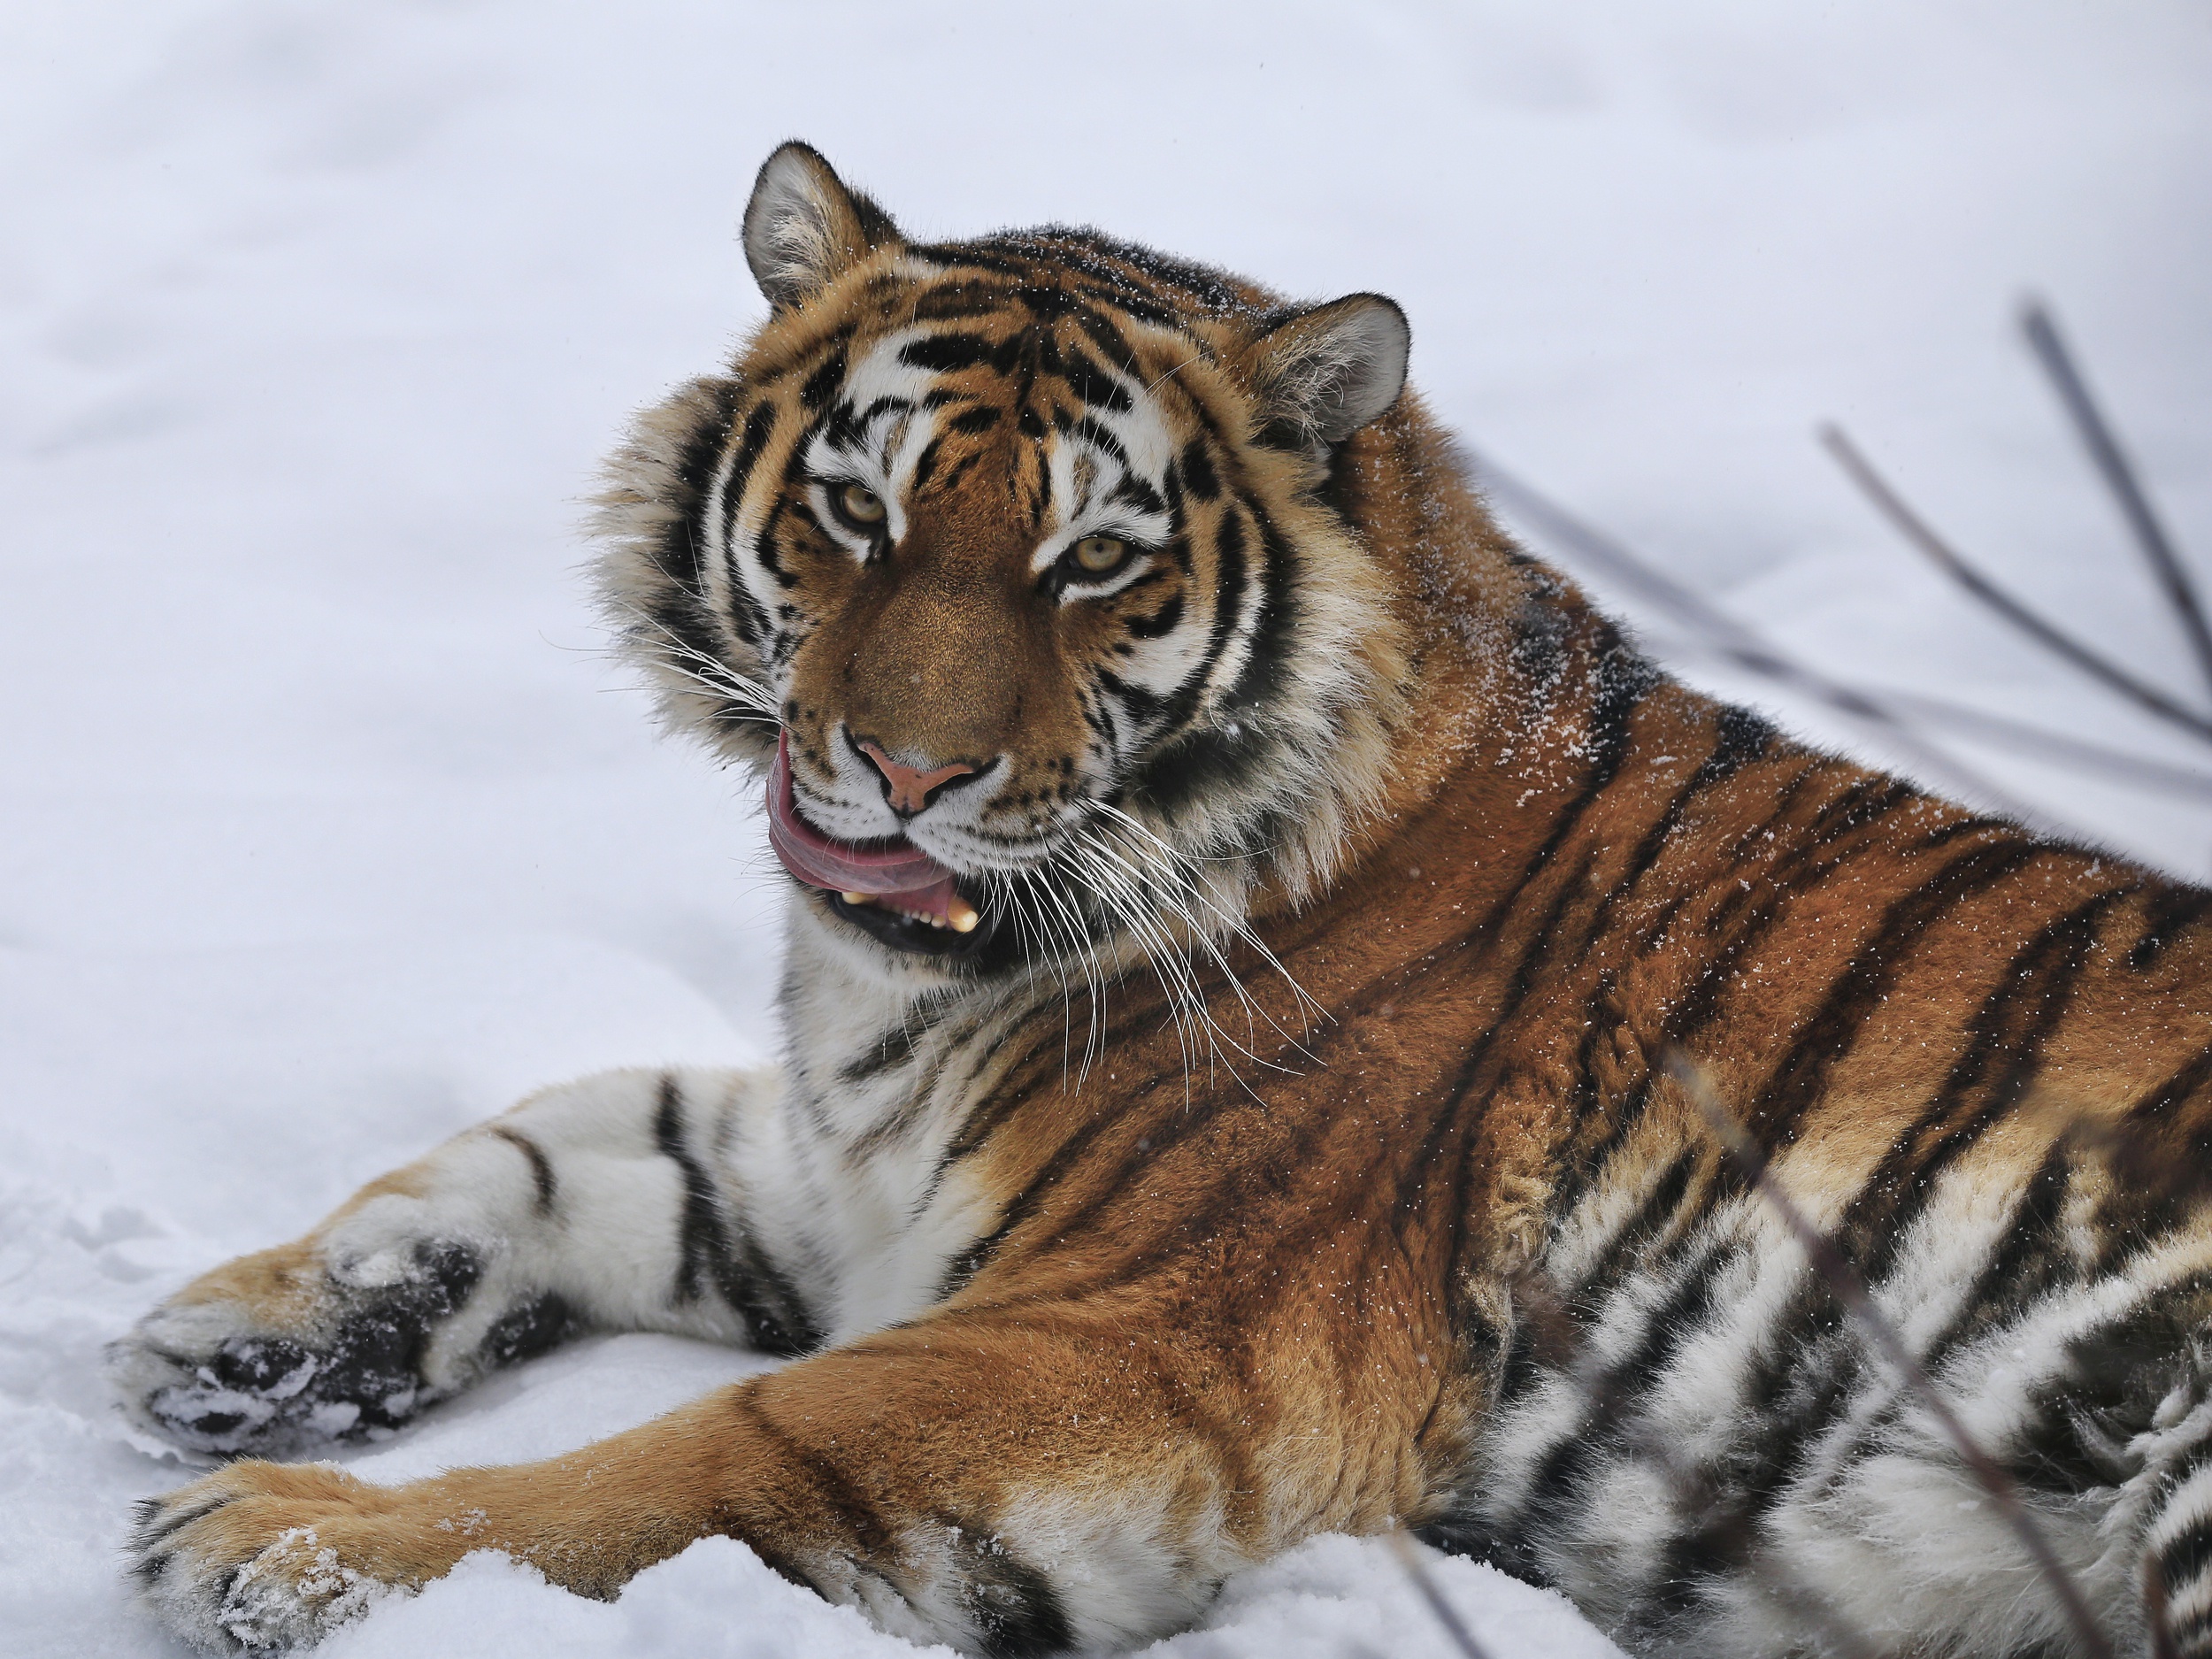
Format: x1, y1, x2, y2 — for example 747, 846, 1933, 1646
1821, 425, 2212, 744
1839, 686, 2212, 801
2021, 301, 2212, 710
1383, 1530, 1495, 1659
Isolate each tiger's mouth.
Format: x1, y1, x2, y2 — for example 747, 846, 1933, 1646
766, 733, 997, 957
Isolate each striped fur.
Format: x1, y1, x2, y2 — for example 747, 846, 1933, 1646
113, 144, 2212, 1657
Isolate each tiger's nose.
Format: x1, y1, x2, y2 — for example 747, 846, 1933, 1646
856, 739, 979, 817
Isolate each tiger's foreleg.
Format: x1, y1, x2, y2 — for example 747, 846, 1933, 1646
108, 1066, 803, 1456
132, 1311, 1402, 1655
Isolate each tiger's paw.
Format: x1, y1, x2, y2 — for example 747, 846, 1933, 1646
106, 1233, 490, 1458
128, 1462, 457, 1653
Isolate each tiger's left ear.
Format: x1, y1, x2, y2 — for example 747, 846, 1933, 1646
742, 142, 903, 311
1244, 294, 1410, 448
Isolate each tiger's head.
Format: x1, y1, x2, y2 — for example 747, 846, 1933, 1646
596, 143, 1419, 987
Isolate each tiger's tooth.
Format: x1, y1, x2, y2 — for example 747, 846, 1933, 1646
949, 897, 980, 933
841, 891, 872, 906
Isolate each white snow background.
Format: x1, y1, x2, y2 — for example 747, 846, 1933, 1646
4, 3, 2208, 1655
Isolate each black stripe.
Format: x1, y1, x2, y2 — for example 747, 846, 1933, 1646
1840, 888, 2127, 1274
910, 434, 943, 491
1109, 472, 1166, 517
900, 332, 995, 373
657, 379, 738, 596
1095, 667, 1162, 729
1059, 343, 1131, 411
1916, 1142, 2076, 1379
957, 1525, 1076, 1658
1073, 305, 1144, 377
935, 449, 984, 496
1738, 836, 2042, 1147
1646, 1277, 1859, 1614
840, 1029, 920, 1087
2126, 1040, 2212, 1127
2156, 1472, 2212, 1604
718, 400, 780, 641
1179, 437, 1219, 502
656, 1074, 717, 1304
733, 1389, 895, 1555
1571, 702, 1777, 970
944, 403, 1002, 434
488, 1125, 557, 1214
1346, 634, 1669, 1271
1127, 593, 1184, 641
1504, 1238, 1737, 1543
639, 381, 744, 698
800, 349, 849, 413
1065, 413, 1128, 468
911, 280, 1016, 322
1163, 508, 1247, 735
654, 1076, 822, 1356
1539, 717, 1784, 1204
964, 225, 1254, 311
1558, 1145, 1699, 1304
1506, 627, 1661, 902
2130, 887, 2212, 972
1660, 777, 1914, 1044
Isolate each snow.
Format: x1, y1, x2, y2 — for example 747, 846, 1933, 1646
1, 2, 2205, 1655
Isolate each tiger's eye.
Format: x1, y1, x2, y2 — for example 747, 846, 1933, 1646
839, 483, 887, 526
1071, 535, 1126, 574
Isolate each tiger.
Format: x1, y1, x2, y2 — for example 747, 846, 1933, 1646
111, 140, 2212, 1659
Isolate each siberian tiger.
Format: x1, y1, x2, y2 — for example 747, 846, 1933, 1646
114, 142, 2212, 1659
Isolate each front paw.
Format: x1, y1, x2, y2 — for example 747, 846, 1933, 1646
130, 1463, 445, 1653
107, 1239, 487, 1457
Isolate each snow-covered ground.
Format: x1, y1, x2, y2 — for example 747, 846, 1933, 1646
3, 4, 2207, 1655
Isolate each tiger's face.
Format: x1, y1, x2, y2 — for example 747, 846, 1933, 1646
599, 144, 1413, 980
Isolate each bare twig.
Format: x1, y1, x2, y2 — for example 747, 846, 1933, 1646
1466, 449, 2039, 817
1664, 1052, 2117, 1659
1383, 1529, 1495, 1659
1821, 426, 2212, 744
2020, 301, 2212, 710
1866, 687, 2212, 801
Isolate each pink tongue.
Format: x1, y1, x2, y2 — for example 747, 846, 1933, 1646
765, 733, 959, 923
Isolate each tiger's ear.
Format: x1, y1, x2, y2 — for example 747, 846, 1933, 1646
1245, 294, 1410, 448
741, 142, 902, 311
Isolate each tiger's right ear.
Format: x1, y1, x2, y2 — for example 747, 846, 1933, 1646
741, 142, 902, 311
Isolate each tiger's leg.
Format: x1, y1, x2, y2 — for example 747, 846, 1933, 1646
107, 1066, 811, 1457
129, 1308, 1407, 1655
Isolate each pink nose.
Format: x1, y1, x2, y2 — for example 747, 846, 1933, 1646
857, 741, 977, 816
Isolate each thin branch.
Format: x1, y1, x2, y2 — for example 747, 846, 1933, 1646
1665, 1053, 2116, 1659
1383, 1529, 1495, 1659
1815, 687, 2212, 802
1464, 449, 2040, 818
2020, 300, 2212, 710
1820, 426, 2212, 744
